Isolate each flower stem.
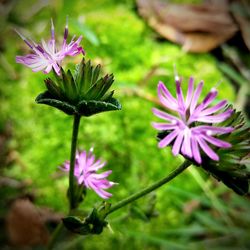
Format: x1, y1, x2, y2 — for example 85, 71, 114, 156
48, 115, 81, 249
106, 160, 191, 216
47, 222, 64, 250
69, 114, 81, 209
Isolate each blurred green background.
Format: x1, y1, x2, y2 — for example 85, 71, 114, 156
0, 0, 249, 249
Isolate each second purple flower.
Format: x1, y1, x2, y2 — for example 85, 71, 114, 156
61, 149, 116, 199
152, 76, 234, 164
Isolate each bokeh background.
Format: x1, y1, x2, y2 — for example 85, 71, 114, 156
0, 0, 250, 249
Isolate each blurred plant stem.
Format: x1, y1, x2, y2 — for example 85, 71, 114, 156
48, 114, 81, 250
48, 222, 64, 250
105, 160, 192, 216
69, 114, 81, 210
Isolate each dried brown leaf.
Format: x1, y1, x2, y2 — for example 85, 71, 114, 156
183, 199, 200, 214
137, 0, 238, 52
231, 1, 250, 51
6, 199, 49, 247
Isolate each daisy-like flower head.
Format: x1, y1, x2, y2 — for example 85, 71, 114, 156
152, 76, 234, 164
16, 18, 84, 75
61, 149, 116, 199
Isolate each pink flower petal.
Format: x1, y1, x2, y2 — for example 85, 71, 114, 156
16, 18, 84, 75
159, 130, 179, 148
172, 132, 184, 156
199, 100, 227, 116
185, 77, 194, 108
158, 81, 178, 111
193, 126, 234, 135
152, 78, 234, 164
181, 128, 192, 158
190, 81, 203, 113
191, 136, 201, 164
151, 122, 177, 130
192, 88, 217, 115
152, 108, 179, 123
60, 149, 115, 199
195, 109, 233, 123
196, 137, 219, 161
202, 134, 232, 148
176, 79, 185, 112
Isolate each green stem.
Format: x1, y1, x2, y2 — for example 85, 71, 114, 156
106, 160, 191, 216
47, 222, 64, 250
48, 115, 81, 249
69, 114, 81, 209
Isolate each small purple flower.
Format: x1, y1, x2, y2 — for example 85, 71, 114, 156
16, 18, 84, 75
61, 149, 116, 199
152, 76, 234, 164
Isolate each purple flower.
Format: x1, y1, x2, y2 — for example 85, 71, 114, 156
61, 149, 116, 199
152, 77, 234, 164
16, 18, 84, 75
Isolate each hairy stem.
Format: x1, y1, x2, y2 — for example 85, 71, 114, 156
47, 222, 64, 250
106, 160, 191, 216
69, 114, 81, 209
48, 115, 81, 249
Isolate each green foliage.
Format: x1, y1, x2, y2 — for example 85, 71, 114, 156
36, 59, 121, 116
63, 202, 111, 235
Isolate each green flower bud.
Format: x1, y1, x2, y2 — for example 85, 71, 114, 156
36, 58, 121, 116
200, 107, 250, 195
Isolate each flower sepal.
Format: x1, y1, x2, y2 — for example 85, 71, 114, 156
201, 108, 250, 195
63, 203, 111, 235
35, 58, 121, 116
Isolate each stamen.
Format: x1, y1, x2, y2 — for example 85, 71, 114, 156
63, 16, 69, 41
173, 64, 179, 82
214, 79, 222, 89
50, 18, 55, 40
36, 45, 45, 54
15, 29, 33, 49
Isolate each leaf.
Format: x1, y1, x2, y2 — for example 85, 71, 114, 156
37, 59, 121, 117
195, 212, 229, 234
77, 98, 121, 117
67, 69, 78, 100
83, 60, 93, 93
217, 63, 247, 86
62, 216, 91, 235
61, 67, 71, 94
62, 208, 108, 236
96, 74, 115, 100
130, 205, 149, 222
70, 20, 100, 46
36, 92, 121, 117
202, 162, 249, 195
44, 78, 62, 99
124, 230, 187, 250
75, 58, 85, 92
92, 64, 101, 84
231, 1, 250, 51
35, 91, 76, 115
86, 208, 107, 235
101, 90, 114, 102
52, 69, 64, 90
86, 74, 114, 100
137, 0, 238, 52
